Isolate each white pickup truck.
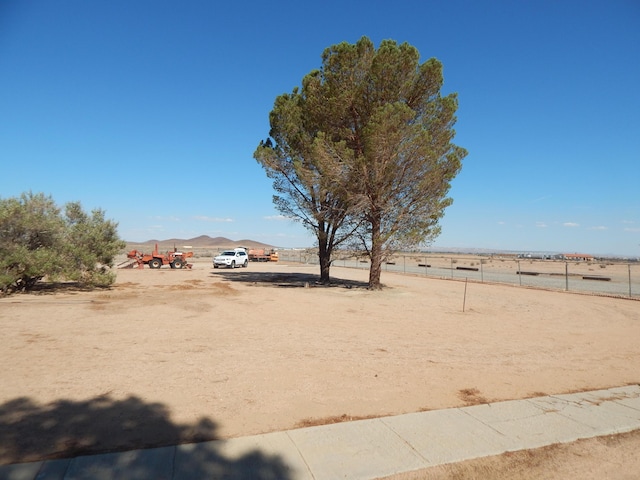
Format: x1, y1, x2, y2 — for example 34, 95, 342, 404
213, 248, 249, 268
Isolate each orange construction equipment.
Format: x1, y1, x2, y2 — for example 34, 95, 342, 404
247, 248, 279, 262
123, 244, 194, 269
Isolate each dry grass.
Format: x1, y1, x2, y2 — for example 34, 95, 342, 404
295, 413, 379, 428
380, 429, 640, 480
457, 388, 489, 406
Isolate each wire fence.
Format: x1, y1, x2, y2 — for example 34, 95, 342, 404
278, 250, 640, 299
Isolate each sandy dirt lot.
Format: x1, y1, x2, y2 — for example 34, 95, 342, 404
1, 258, 639, 476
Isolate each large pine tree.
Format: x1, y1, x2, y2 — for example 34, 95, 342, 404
255, 37, 466, 289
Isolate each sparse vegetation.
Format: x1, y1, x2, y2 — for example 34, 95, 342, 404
458, 387, 489, 405
295, 413, 377, 428
0, 192, 125, 294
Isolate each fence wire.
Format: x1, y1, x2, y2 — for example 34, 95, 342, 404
278, 250, 639, 299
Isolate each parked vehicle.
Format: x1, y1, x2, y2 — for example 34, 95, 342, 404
248, 248, 279, 262
213, 248, 249, 268
123, 244, 193, 269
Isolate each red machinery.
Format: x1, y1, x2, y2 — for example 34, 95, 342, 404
123, 244, 194, 269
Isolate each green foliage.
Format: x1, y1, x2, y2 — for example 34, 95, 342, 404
0, 192, 65, 292
0, 192, 125, 293
60, 202, 125, 287
256, 36, 467, 288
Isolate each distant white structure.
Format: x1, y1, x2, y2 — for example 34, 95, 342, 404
562, 253, 594, 261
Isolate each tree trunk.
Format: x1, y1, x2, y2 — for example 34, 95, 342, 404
319, 253, 331, 284
368, 216, 383, 290
317, 229, 332, 284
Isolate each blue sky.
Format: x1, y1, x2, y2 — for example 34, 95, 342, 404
1, 1, 639, 256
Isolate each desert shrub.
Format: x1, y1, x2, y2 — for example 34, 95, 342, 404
0, 192, 125, 293
60, 201, 124, 287
0, 193, 64, 293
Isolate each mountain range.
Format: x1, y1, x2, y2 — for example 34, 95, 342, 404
126, 235, 275, 249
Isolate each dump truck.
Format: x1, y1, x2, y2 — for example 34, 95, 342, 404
122, 244, 194, 269
247, 248, 278, 262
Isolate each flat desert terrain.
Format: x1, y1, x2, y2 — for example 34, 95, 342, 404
1, 257, 639, 477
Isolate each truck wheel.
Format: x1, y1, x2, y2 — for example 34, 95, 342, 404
243, 260, 248, 268
149, 258, 162, 269
229, 261, 235, 269
172, 260, 184, 269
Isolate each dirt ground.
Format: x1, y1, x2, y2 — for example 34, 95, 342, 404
1, 258, 639, 477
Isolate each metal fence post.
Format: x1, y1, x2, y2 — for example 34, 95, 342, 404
297, 250, 635, 298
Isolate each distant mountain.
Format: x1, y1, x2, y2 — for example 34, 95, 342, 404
127, 235, 274, 249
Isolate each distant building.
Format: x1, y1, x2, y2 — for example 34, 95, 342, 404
562, 253, 594, 262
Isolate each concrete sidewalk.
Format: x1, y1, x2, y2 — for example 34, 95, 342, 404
2, 385, 640, 480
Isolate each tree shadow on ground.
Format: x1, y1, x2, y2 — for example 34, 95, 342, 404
0, 395, 293, 479
211, 269, 369, 289
3, 281, 111, 297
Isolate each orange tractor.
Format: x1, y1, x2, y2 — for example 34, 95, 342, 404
123, 244, 194, 269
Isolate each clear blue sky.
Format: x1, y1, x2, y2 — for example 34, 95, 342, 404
1, 1, 639, 256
